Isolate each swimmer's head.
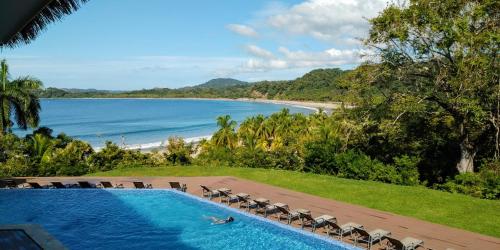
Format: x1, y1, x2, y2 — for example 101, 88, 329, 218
227, 217, 234, 222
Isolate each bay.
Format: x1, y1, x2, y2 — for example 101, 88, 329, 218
13, 99, 312, 149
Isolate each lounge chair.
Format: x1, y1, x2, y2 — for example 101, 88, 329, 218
218, 190, 246, 205
1, 179, 19, 188
78, 181, 94, 188
326, 221, 363, 242
28, 182, 44, 189
98, 181, 123, 188
300, 213, 337, 232
133, 182, 152, 189
200, 185, 230, 199
51, 182, 66, 188
353, 228, 391, 250
169, 182, 187, 192
254, 199, 282, 217
384, 236, 424, 250
275, 204, 301, 224
236, 194, 258, 211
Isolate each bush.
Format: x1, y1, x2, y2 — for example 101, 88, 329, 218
234, 147, 273, 169
334, 150, 373, 179
165, 137, 193, 165
435, 161, 499, 199
195, 142, 235, 167
393, 155, 420, 185
435, 173, 485, 198
304, 139, 341, 174
87, 141, 124, 172
88, 141, 164, 172
40, 141, 93, 176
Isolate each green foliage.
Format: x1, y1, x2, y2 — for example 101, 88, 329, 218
39, 141, 93, 176
364, 0, 500, 173
87, 141, 125, 172
435, 161, 500, 199
165, 137, 193, 165
201, 110, 419, 186
0, 59, 43, 134
393, 155, 421, 186
303, 139, 341, 174
212, 115, 237, 149
88, 141, 165, 172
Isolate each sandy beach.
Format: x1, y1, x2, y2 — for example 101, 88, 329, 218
58, 97, 345, 111
235, 98, 344, 111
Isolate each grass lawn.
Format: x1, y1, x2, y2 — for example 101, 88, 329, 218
88, 165, 500, 238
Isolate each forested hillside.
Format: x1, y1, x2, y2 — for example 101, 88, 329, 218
37, 68, 349, 101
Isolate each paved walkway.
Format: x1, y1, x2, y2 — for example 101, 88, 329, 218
9, 176, 500, 250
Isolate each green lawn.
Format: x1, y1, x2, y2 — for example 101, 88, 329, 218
87, 166, 500, 238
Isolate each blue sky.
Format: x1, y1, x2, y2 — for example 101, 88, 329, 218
0, 0, 386, 90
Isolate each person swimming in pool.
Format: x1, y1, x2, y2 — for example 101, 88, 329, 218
204, 215, 234, 225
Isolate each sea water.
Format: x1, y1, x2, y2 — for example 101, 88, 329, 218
13, 99, 312, 149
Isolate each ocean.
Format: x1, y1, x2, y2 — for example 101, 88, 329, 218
13, 99, 312, 149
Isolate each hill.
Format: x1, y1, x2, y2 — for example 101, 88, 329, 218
191, 78, 249, 89
37, 68, 349, 101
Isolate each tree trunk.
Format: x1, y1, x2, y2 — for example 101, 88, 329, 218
456, 140, 476, 173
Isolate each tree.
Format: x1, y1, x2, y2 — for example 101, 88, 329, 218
0, 59, 43, 134
212, 115, 237, 149
165, 136, 193, 165
365, 0, 499, 173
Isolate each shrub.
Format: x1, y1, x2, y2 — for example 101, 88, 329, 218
393, 155, 420, 185
334, 150, 373, 179
165, 137, 193, 165
87, 141, 124, 172
40, 141, 93, 176
435, 161, 499, 199
234, 147, 272, 169
435, 173, 485, 198
303, 139, 341, 174
195, 142, 235, 167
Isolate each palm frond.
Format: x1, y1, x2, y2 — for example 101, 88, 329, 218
1, 0, 89, 48
10, 77, 44, 89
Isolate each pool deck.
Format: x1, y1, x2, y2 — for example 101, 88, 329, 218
6, 176, 500, 250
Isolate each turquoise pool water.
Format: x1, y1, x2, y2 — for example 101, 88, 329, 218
0, 189, 355, 250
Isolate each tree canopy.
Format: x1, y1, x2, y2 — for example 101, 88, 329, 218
358, 0, 499, 173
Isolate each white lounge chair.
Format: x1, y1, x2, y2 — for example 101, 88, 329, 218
354, 228, 391, 249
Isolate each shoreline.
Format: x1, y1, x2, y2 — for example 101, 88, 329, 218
46, 97, 344, 152
41, 97, 344, 111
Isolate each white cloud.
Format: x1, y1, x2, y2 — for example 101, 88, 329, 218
239, 46, 371, 72
226, 24, 259, 38
266, 0, 386, 45
244, 45, 275, 59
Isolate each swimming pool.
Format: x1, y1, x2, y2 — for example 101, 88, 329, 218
0, 189, 357, 249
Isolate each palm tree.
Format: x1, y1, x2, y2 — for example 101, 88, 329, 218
212, 115, 237, 149
31, 133, 53, 163
0, 59, 43, 135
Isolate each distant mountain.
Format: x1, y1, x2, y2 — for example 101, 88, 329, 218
193, 78, 249, 89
